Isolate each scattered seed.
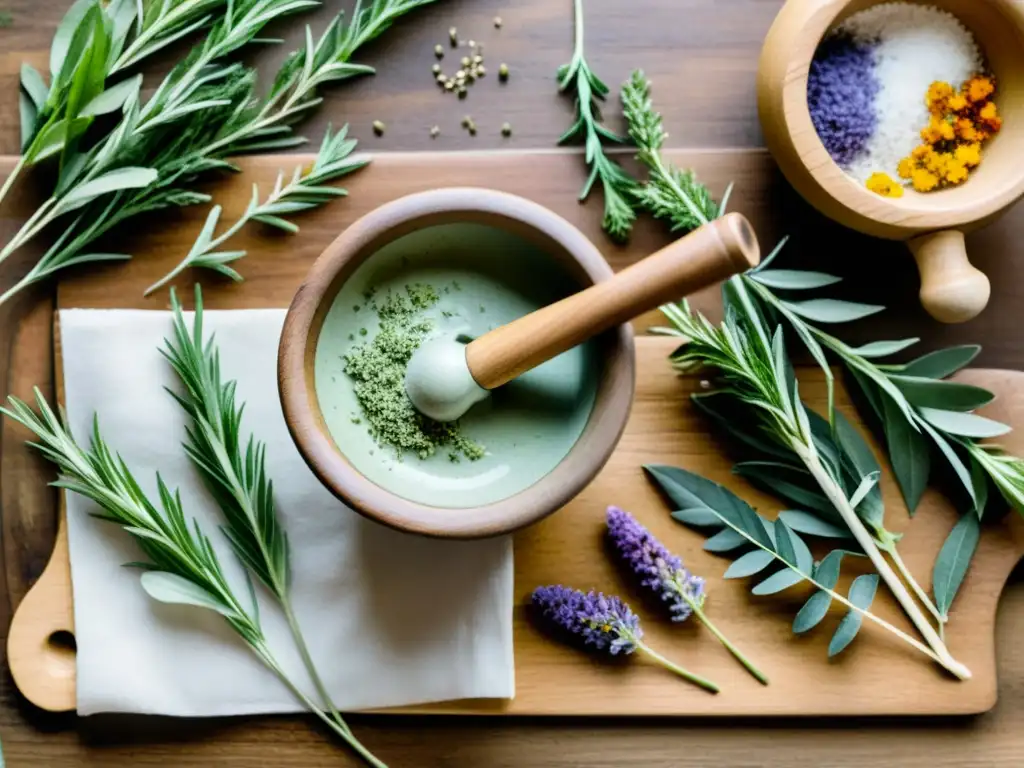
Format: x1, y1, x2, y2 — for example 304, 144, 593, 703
434, 44, 444, 58
449, 26, 458, 46
461, 115, 472, 128
468, 39, 476, 48
444, 80, 455, 91
461, 56, 471, 67
432, 63, 442, 74
458, 87, 467, 99
494, 16, 502, 28
455, 69, 466, 79
499, 63, 509, 81
472, 54, 483, 65
468, 125, 477, 136
501, 122, 512, 137
430, 125, 440, 138
477, 65, 486, 77
436, 73, 447, 85
372, 120, 386, 136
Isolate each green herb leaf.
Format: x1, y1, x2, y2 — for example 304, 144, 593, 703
81, 74, 142, 117
20, 63, 49, 111
899, 345, 981, 379
918, 407, 1011, 438
932, 512, 980, 620
670, 506, 721, 526
749, 269, 842, 291
140, 571, 240, 618
793, 591, 832, 633
780, 298, 885, 324
880, 393, 930, 514
703, 528, 747, 552
752, 568, 804, 595
50, 0, 96, 79
846, 339, 920, 358
732, 461, 837, 518
724, 549, 775, 579
828, 574, 878, 656
890, 375, 995, 411
57, 166, 158, 214
777, 510, 851, 539
917, 418, 978, 507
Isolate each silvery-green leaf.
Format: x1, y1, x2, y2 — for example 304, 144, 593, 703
890, 375, 994, 411
777, 510, 851, 539
57, 166, 158, 214
849, 368, 884, 422
748, 236, 788, 273
918, 407, 1010, 438
772, 518, 799, 567
918, 418, 977, 507
732, 461, 836, 518
24, 115, 93, 163
812, 550, 845, 590
703, 528, 746, 552
20, 63, 49, 111
252, 214, 300, 233
846, 339, 919, 359
752, 568, 804, 595
19, 92, 37, 152
899, 345, 981, 379
50, 0, 96, 78
970, 457, 989, 516
671, 506, 721, 527
932, 513, 980, 620
724, 549, 775, 579
848, 471, 879, 510
881, 393, 930, 514
691, 392, 792, 461
793, 591, 832, 633
140, 571, 237, 618
750, 269, 842, 291
780, 298, 884, 324
828, 574, 878, 656
81, 74, 142, 117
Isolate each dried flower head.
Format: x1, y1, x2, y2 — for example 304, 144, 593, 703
606, 506, 705, 621
532, 585, 641, 655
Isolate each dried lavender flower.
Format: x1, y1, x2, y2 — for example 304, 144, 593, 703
606, 506, 769, 685
531, 585, 719, 692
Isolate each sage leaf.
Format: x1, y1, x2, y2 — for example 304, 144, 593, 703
793, 591, 832, 633
900, 345, 981, 379
750, 269, 842, 291
20, 63, 49, 111
780, 298, 884, 324
24, 116, 93, 163
846, 339, 919, 359
57, 166, 158, 214
671, 506, 720, 526
890, 375, 994, 411
691, 392, 792, 461
970, 458, 989, 516
752, 568, 805, 595
703, 528, 747, 552
749, 236, 788, 273
918, 407, 1011, 438
19, 92, 37, 152
81, 74, 142, 117
932, 513, 980, 620
918, 418, 978, 508
881, 393, 930, 514
140, 571, 239, 618
50, 0, 96, 79
724, 549, 775, 579
828, 574, 879, 656
733, 461, 837, 518
777, 510, 851, 539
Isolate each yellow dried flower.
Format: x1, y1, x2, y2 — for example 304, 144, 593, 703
926, 81, 954, 111
911, 168, 940, 193
954, 142, 982, 168
866, 172, 904, 198
897, 157, 915, 179
948, 94, 968, 112
967, 76, 995, 103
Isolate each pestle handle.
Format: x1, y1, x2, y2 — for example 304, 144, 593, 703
465, 212, 760, 390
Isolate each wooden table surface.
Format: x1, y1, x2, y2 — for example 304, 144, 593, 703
2, 0, 1024, 765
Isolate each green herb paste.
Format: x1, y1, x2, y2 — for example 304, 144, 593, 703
342, 283, 485, 461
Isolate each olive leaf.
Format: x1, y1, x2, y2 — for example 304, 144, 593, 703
647, 464, 881, 657
898, 345, 981, 379
889, 375, 994, 412
780, 298, 884, 324
918, 407, 1010, 439
879, 391, 931, 514
932, 512, 980, 621
846, 339, 919, 359
748, 269, 842, 291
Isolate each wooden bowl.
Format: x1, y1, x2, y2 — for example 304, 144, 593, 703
278, 188, 635, 539
758, 0, 1024, 323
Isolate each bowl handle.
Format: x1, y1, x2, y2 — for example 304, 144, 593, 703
907, 230, 990, 323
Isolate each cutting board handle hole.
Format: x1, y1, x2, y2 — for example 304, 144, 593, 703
47, 630, 76, 655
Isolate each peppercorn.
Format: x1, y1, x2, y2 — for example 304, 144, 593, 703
430, 125, 440, 138
432, 63, 441, 74
501, 122, 512, 137
434, 44, 444, 58
494, 16, 502, 28
449, 26, 457, 46
372, 120, 386, 136
498, 63, 509, 81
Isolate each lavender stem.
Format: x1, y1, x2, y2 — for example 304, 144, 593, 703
635, 641, 719, 693
691, 602, 769, 686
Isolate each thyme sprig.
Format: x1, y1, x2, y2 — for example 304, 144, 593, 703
0, 390, 386, 767
621, 70, 723, 233
146, 125, 367, 295
557, 0, 637, 242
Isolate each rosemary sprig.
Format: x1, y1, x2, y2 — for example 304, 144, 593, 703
146, 126, 367, 295
557, 0, 637, 242
161, 284, 346, 731
621, 70, 722, 234
657, 296, 971, 679
0, 391, 386, 767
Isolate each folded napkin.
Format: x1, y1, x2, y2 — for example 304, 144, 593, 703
59, 308, 515, 717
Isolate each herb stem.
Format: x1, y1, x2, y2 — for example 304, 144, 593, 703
690, 603, 769, 685
634, 640, 719, 693
0, 155, 25, 209
796, 443, 970, 679
281, 596, 349, 735
883, 542, 946, 628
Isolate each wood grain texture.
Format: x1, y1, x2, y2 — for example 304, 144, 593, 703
2, 0, 1024, 763
11, 333, 1024, 717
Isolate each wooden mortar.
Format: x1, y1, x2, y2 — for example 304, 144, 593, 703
758, 0, 1024, 323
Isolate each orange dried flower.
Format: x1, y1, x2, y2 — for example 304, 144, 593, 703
926, 81, 954, 111
954, 118, 978, 141
947, 94, 968, 112
954, 143, 982, 167
897, 157, 915, 179
866, 172, 904, 198
966, 76, 994, 103
911, 168, 940, 192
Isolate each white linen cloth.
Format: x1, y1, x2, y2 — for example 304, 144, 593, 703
59, 308, 515, 717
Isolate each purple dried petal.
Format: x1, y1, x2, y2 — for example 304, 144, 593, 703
606, 506, 705, 621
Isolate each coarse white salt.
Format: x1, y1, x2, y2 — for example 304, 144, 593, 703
838, 2, 982, 184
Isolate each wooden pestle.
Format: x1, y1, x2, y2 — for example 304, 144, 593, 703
466, 212, 760, 390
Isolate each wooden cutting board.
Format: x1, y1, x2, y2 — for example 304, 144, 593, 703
3, 151, 1024, 718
